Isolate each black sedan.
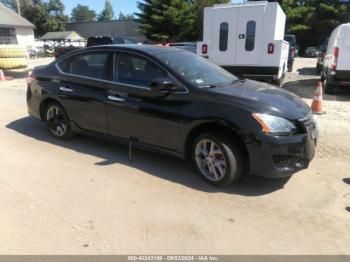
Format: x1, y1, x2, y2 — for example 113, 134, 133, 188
27, 45, 317, 187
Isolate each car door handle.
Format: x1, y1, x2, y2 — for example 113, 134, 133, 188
108, 95, 125, 102
59, 87, 74, 92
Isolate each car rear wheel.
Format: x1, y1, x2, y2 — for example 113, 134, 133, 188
323, 79, 335, 94
192, 132, 244, 187
45, 102, 73, 139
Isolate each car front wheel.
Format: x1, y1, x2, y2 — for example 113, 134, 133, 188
192, 132, 244, 187
45, 102, 73, 139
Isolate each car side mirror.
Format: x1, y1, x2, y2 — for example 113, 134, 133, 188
150, 77, 177, 92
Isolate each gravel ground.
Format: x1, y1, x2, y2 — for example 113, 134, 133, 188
0, 57, 349, 255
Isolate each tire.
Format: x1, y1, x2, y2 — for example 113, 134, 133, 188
44, 102, 74, 140
0, 57, 27, 69
323, 78, 335, 95
316, 64, 322, 75
0, 47, 26, 58
192, 132, 244, 187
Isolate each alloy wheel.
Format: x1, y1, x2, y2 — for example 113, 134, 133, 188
195, 139, 227, 182
46, 106, 67, 137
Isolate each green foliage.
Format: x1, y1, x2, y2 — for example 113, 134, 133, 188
119, 12, 134, 20
136, 0, 199, 42
98, 0, 114, 21
71, 4, 96, 22
13, 0, 68, 37
249, 0, 350, 52
136, 0, 230, 41
0, 0, 33, 14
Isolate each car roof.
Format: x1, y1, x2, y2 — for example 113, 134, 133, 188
170, 42, 196, 45
55, 44, 189, 63
79, 44, 186, 56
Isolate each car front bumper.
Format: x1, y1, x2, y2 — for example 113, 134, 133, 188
246, 115, 318, 178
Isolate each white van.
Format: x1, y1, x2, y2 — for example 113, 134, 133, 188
322, 23, 350, 94
197, 1, 289, 86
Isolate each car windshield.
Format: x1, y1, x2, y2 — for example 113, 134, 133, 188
154, 50, 238, 88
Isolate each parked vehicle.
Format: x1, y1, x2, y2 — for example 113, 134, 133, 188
169, 42, 197, 53
27, 45, 317, 187
86, 36, 137, 47
54, 46, 81, 59
54, 36, 138, 59
284, 34, 298, 72
322, 23, 350, 94
197, 1, 289, 86
305, 47, 318, 57
316, 38, 329, 74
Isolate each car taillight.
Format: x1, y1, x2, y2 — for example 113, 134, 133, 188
27, 71, 36, 85
268, 43, 274, 54
202, 44, 208, 54
331, 47, 339, 71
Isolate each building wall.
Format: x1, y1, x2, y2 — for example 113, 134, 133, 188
16, 26, 35, 47
66, 20, 146, 43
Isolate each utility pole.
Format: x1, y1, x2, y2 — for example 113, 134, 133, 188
16, 0, 21, 15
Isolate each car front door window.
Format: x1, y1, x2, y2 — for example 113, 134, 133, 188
116, 53, 168, 88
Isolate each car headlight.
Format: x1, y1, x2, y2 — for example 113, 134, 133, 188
252, 113, 298, 136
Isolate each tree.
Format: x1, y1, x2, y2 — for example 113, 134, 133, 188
135, 0, 195, 42
71, 4, 96, 22
18, 0, 68, 37
0, 0, 33, 14
247, 0, 350, 52
1, 0, 68, 36
98, 0, 114, 21
291, 0, 349, 52
118, 11, 134, 20
1, 0, 68, 37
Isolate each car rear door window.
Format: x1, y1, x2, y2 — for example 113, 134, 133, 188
219, 22, 229, 52
115, 53, 167, 88
59, 52, 110, 80
245, 21, 256, 51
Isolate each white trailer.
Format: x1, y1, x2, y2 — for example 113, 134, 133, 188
197, 1, 289, 85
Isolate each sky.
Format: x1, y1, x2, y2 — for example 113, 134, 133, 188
62, 0, 244, 18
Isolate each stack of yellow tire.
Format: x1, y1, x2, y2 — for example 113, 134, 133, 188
0, 47, 27, 70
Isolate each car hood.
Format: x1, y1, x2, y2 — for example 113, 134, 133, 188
206, 79, 310, 120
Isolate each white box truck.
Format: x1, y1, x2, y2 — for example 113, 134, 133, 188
197, 1, 289, 86
322, 23, 350, 94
